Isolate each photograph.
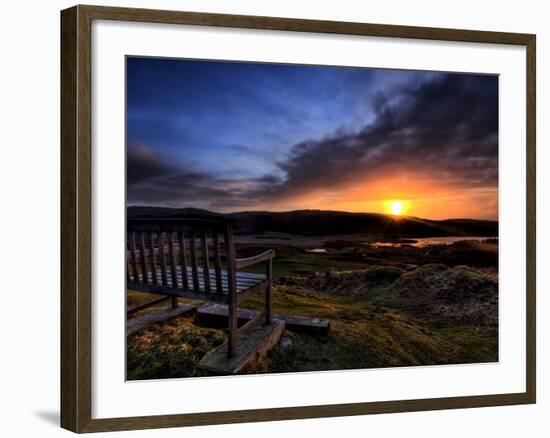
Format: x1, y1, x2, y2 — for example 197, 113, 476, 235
125, 57, 499, 379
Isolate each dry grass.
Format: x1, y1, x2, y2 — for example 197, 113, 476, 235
127, 316, 226, 380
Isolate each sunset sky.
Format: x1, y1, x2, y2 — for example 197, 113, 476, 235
126, 57, 498, 220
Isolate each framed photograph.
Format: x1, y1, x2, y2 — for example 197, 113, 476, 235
60, 4, 536, 433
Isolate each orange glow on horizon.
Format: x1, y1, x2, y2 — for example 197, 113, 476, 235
241, 171, 498, 221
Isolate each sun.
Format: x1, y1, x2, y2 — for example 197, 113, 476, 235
384, 199, 409, 216
390, 201, 404, 215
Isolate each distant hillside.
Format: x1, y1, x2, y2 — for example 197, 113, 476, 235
127, 206, 498, 237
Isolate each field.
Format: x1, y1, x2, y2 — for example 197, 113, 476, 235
127, 235, 498, 380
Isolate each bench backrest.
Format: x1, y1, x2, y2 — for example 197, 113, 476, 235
126, 217, 237, 296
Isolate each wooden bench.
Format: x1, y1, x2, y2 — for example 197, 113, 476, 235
126, 217, 275, 358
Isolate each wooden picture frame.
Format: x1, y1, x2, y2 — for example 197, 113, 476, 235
61, 4, 536, 433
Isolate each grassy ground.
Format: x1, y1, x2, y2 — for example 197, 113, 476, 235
237, 237, 498, 278
127, 246, 498, 380
236, 243, 368, 278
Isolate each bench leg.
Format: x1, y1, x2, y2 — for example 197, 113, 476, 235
171, 297, 178, 309
265, 259, 272, 324
228, 289, 237, 358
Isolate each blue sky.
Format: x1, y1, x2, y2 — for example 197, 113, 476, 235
127, 58, 425, 179
126, 57, 498, 219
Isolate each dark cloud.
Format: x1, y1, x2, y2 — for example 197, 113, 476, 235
127, 144, 274, 208
127, 144, 176, 185
127, 73, 498, 210
265, 73, 498, 200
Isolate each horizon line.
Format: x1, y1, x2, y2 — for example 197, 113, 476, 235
126, 204, 499, 223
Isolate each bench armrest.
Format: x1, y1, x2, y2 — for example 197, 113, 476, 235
235, 249, 276, 269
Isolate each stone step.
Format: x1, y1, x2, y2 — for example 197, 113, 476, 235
199, 319, 285, 375
126, 303, 196, 335
196, 303, 330, 337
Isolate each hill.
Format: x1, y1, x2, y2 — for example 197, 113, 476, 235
127, 206, 498, 237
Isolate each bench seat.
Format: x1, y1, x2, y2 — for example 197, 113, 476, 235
131, 266, 266, 302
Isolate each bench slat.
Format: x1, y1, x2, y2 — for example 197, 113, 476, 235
212, 233, 224, 294
138, 232, 148, 285
189, 233, 200, 290
158, 232, 168, 287
128, 266, 265, 286
129, 232, 139, 283
133, 272, 265, 294
149, 232, 158, 285
178, 232, 189, 289
126, 243, 131, 284
168, 231, 179, 288
200, 231, 211, 293
126, 233, 131, 283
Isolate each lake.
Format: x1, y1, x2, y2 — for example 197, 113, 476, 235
304, 236, 498, 253
371, 236, 497, 248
